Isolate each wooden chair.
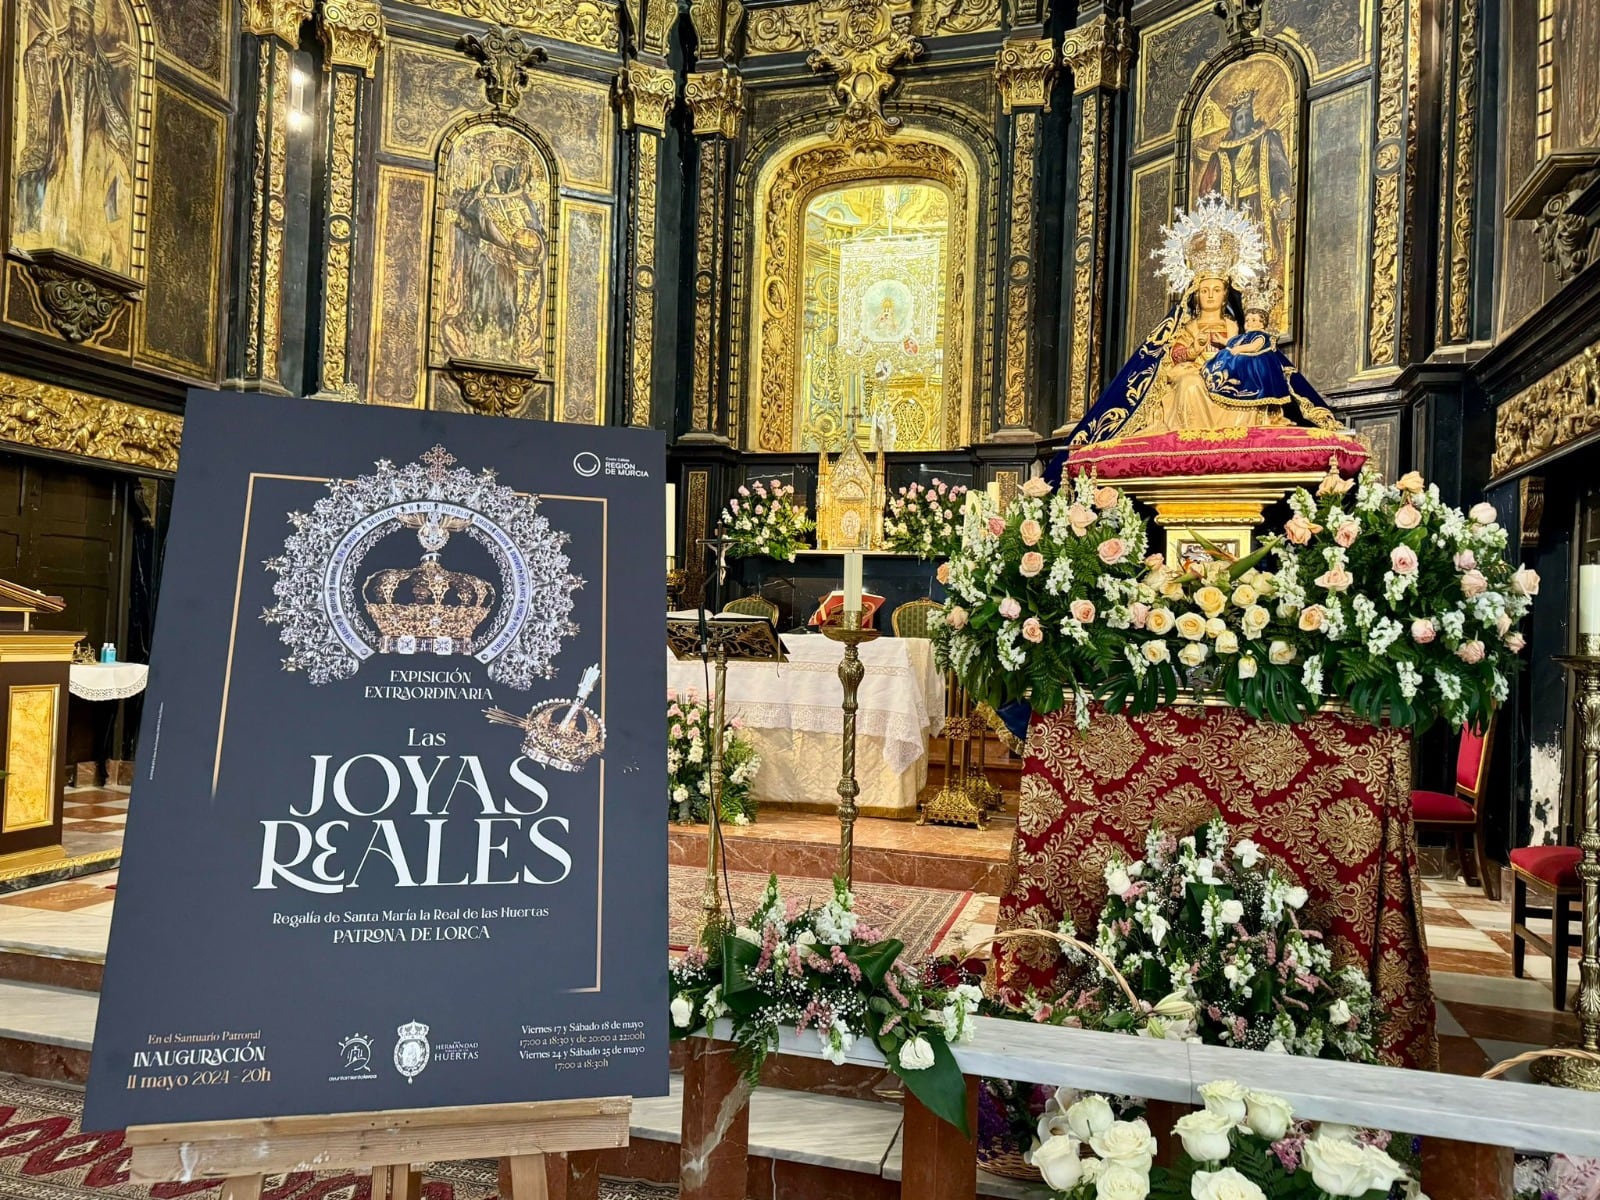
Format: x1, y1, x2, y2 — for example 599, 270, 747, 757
1410, 716, 1499, 899
1510, 845, 1582, 1010
892, 597, 943, 638
720, 595, 779, 625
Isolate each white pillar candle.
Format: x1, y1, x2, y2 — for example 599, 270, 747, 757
1580, 563, 1600, 636
665, 483, 676, 565
986, 480, 1001, 509
844, 551, 863, 612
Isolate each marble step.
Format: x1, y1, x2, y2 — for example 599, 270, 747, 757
0, 978, 96, 1085
0, 907, 108, 991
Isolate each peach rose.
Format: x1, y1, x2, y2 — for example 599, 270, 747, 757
1129, 602, 1151, 629
1146, 608, 1176, 635
1298, 605, 1327, 632
1067, 504, 1097, 536
1019, 519, 1043, 546
1231, 584, 1259, 608
1019, 551, 1046, 577
1317, 473, 1354, 496
1174, 612, 1207, 641
1333, 520, 1361, 548
987, 516, 1007, 537
1460, 569, 1488, 597
1145, 553, 1166, 570
1022, 477, 1052, 499
1315, 568, 1354, 591
1098, 538, 1128, 565
1511, 566, 1541, 596
1397, 470, 1425, 494
936, 562, 952, 585
1456, 640, 1486, 664
1410, 619, 1436, 644
1093, 486, 1120, 510
945, 606, 969, 629
1496, 612, 1512, 637
1071, 599, 1097, 624
999, 597, 1021, 620
1021, 617, 1044, 644
1394, 503, 1422, 530
1505, 632, 1526, 653
1284, 515, 1320, 545
1390, 545, 1419, 575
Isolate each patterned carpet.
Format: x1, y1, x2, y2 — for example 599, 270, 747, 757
0, 1075, 677, 1200
667, 863, 978, 959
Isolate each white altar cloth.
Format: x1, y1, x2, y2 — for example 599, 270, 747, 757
666, 633, 944, 817
69, 663, 150, 702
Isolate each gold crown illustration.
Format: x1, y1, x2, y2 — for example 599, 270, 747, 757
362, 510, 496, 655
485, 665, 606, 772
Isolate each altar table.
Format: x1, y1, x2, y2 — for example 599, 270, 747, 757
995, 706, 1436, 1069
665, 633, 944, 817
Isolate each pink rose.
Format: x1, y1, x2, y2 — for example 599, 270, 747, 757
1298, 605, 1327, 632
1511, 566, 1541, 596
1469, 502, 1498, 525
1145, 553, 1165, 570
1333, 520, 1360, 548
1098, 538, 1128, 565
1067, 503, 1097, 536
667, 688, 678, 702
1021, 617, 1044, 644
1315, 567, 1354, 591
936, 562, 952, 585
1129, 602, 1151, 629
987, 516, 1006, 537
999, 597, 1022, 620
1394, 503, 1422, 530
730, 717, 745, 730
1019, 551, 1046, 577
946, 605, 969, 629
1019, 519, 1043, 546
1456, 640, 1486, 664
1453, 550, 1476, 571
1284, 515, 1319, 545
1093, 486, 1119, 510
1071, 599, 1097, 624
729, 498, 740, 512
1461, 569, 1488, 597
1411, 619, 1436, 644
738, 485, 750, 497
1021, 477, 1052, 499
1505, 632, 1526, 653
1390, 545, 1419, 575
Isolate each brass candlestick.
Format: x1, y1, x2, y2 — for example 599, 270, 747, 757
701, 637, 732, 937
1535, 636, 1600, 1090
821, 610, 881, 886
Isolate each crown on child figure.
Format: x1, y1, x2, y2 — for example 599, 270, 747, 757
1154, 193, 1267, 296
1242, 275, 1282, 318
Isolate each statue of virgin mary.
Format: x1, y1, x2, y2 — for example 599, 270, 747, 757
1062, 194, 1342, 448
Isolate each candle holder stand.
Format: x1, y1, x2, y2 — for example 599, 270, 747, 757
821, 610, 880, 886
918, 675, 987, 829
1535, 636, 1600, 1091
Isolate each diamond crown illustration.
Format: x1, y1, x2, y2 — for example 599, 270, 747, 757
363, 553, 496, 654
485, 664, 606, 772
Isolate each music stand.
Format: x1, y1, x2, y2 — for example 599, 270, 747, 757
667, 614, 785, 935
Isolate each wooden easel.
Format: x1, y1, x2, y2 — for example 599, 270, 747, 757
125, 1096, 632, 1200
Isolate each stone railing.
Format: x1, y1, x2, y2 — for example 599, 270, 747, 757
675, 1016, 1600, 1200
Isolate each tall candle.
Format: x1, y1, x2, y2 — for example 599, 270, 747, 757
665, 483, 676, 564
1581, 563, 1600, 635
986, 481, 1001, 509
844, 552, 863, 613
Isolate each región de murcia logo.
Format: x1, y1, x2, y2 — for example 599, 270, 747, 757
263, 446, 581, 690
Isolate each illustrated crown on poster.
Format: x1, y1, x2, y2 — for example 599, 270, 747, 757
484, 664, 606, 772
263, 444, 582, 688
1155, 192, 1266, 295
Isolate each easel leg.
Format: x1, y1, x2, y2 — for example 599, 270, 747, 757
219, 1177, 262, 1200
499, 1153, 551, 1200
372, 1164, 421, 1200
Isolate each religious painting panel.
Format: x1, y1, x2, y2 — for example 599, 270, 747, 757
151, 0, 229, 93
1184, 51, 1301, 337
554, 200, 609, 425
1496, 1, 1548, 334
1125, 158, 1173, 361
1134, 4, 1221, 153
429, 121, 555, 376
797, 182, 951, 453
137, 85, 222, 378
1299, 87, 1368, 389
1554, 0, 1600, 151
1262, 0, 1369, 84
10, 0, 152, 280
1348, 411, 1400, 482
369, 167, 431, 406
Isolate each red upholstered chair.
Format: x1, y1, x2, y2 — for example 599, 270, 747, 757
809, 590, 885, 629
1410, 717, 1498, 900
1510, 845, 1582, 1010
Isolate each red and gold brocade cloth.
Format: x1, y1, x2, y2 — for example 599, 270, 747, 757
994, 706, 1438, 1070
1066, 426, 1370, 479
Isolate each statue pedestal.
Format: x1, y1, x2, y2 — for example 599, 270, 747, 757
0, 631, 81, 866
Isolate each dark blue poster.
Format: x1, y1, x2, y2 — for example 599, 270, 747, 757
85, 394, 667, 1130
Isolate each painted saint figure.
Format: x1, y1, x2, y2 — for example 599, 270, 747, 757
1196, 91, 1293, 273
15, 0, 135, 274
441, 150, 548, 367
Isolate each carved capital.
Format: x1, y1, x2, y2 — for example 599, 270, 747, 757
1212, 0, 1263, 42
690, 0, 743, 59
0, 371, 180, 473
15, 249, 141, 344
640, 0, 679, 55
456, 25, 549, 115
320, 0, 385, 73
995, 37, 1056, 112
446, 360, 554, 419
1535, 173, 1598, 284
685, 68, 744, 138
618, 61, 678, 132
241, 0, 315, 43
808, 0, 921, 139
1062, 15, 1134, 95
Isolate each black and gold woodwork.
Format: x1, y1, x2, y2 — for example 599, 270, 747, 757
0, 581, 78, 867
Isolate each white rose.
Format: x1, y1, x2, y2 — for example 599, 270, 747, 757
897, 1036, 935, 1071
1199, 1080, 1249, 1124
1214, 630, 1240, 655
1237, 655, 1258, 679
1031, 1134, 1084, 1191
1268, 639, 1296, 666
1173, 1108, 1234, 1163
670, 995, 694, 1028
1316, 1123, 1358, 1142
1179, 642, 1209, 668
1303, 1137, 1398, 1197
1243, 1090, 1295, 1141
1096, 1162, 1151, 1200
1090, 1119, 1157, 1172
1284, 885, 1309, 910
1217, 898, 1245, 926
1105, 862, 1133, 897
1067, 1094, 1116, 1141
1242, 604, 1271, 635
1328, 998, 1352, 1026
1263, 1039, 1287, 1054
1149, 913, 1170, 946
1232, 839, 1262, 868
1191, 1167, 1267, 1200
734, 925, 762, 945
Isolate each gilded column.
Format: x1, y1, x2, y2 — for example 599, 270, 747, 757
992, 38, 1057, 441
233, 0, 315, 393
1433, 0, 1479, 348
312, 0, 384, 402
682, 69, 744, 443
1367, 0, 1420, 370
619, 64, 678, 428
1057, 13, 1134, 432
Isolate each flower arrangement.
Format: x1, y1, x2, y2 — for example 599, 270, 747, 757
719, 479, 814, 562
884, 478, 969, 560
933, 469, 1537, 732
1029, 1080, 1420, 1200
667, 690, 761, 825
1515, 1153, 1600, 1200
669, 875, 980, 1133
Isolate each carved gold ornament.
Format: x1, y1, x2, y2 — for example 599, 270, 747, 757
1440, 0, 1477, 343
747, 3, 809, 52
0, 372, 181, 474
1491, 335, 1600, 477
1367, 0, 1408, 369
320, 0, 385, 73
457, 26, 550, 115
748, 0, 998, 55
995, 37, 1057, 112
1062, 14, 1135, 95
315, 72, 361, 401
446, 360, 554, 418
241, 0, 315, 43
627, 135, 662, 427
619, 63, 678, 132
685, 69, 745, 138
424, 0, 620, 52
807, 0, 923, 138
16, 250, 142, 344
